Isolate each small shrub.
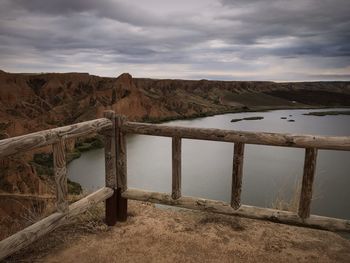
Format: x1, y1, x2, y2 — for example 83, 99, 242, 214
66, 150, 81, 163
68, 179, 82, 195
33, 153, 53, 167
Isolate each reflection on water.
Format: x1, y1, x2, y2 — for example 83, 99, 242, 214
68, 108, 350, 219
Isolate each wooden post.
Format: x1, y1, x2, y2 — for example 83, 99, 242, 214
172, 137, 182, 199
53, 139, 68, 213
116, 115, 128, 221
231, 142, 245, 209
103, 111, 117, 226
298, 148, 318, 219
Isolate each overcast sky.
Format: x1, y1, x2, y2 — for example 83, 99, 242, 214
0, 0, 349, 81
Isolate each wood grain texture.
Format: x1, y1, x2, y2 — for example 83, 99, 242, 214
68, 187, 113, 217
103, 111, 117, 188
172, 137, 181, 199
103, 111, 117, 226
0, 187, 113, 261
121, 122, 350, 151
116, 115, 127, 191
53, 139, 68, 213
0, 118, 112, 158
122, 188, 350, 232
231, 142, 245, 209
298, 148, 318, 219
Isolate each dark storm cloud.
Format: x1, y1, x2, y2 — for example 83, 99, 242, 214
218, 0, 350, 55
0, 0, 349, 80
8, 0, 163, 26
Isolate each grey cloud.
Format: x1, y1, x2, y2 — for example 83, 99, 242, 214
8, 0, 163, 26
0, 0, 349, 80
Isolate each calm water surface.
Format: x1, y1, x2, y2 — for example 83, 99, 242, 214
68, 108, 350, 219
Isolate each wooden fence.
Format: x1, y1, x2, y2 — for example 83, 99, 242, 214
0, 113, 115, 260
0, 110, 350, 260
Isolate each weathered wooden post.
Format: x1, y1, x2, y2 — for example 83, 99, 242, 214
231, 142, 245, 210
103, 111, 117, 226
116, 115, 128, 221
298, 147, 318, 219
172, 136, 182, 199
53, 138, 68, 213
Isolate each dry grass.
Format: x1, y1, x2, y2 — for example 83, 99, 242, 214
271, 176, 324, 213
0, 198, 56, 240
271, 178, 301, 212
1, 190, 110, 262
68, 203, 109, 233
4, 202, 109, 263
3, 201, 350, 263
19, 200, 53, 225
198, 214, 245, 231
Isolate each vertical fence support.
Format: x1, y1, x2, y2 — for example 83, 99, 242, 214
103, 111, 117, 226
231, 142, 245, 210
298, 147, 318, 219
53, 139, 68, 213
172, 137, 182, 199
116, 115, 128, 221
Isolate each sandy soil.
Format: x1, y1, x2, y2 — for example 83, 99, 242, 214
5, 201, 350, 263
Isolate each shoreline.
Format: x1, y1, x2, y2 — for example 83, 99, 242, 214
66, 105, 350, 193
143, 105, 350, 124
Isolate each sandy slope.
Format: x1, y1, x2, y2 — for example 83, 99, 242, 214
8, 201, 349, 263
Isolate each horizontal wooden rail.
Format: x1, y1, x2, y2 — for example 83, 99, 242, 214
122, 188, 350, 232
0, 193, 55, 200
0, 187, 113, 261
122, 122, 350, 151
0, 118, 112, 158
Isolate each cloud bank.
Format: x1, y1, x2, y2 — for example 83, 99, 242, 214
0, 0, 349, 81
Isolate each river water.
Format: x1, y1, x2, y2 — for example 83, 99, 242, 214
67, 108, 350, 219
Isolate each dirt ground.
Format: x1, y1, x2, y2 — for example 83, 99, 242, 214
5, 201, 350, 263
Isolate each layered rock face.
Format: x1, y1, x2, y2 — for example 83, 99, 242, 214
1, 70, 350, 139
0, 71, 140, 138
0, 71, 235, 139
